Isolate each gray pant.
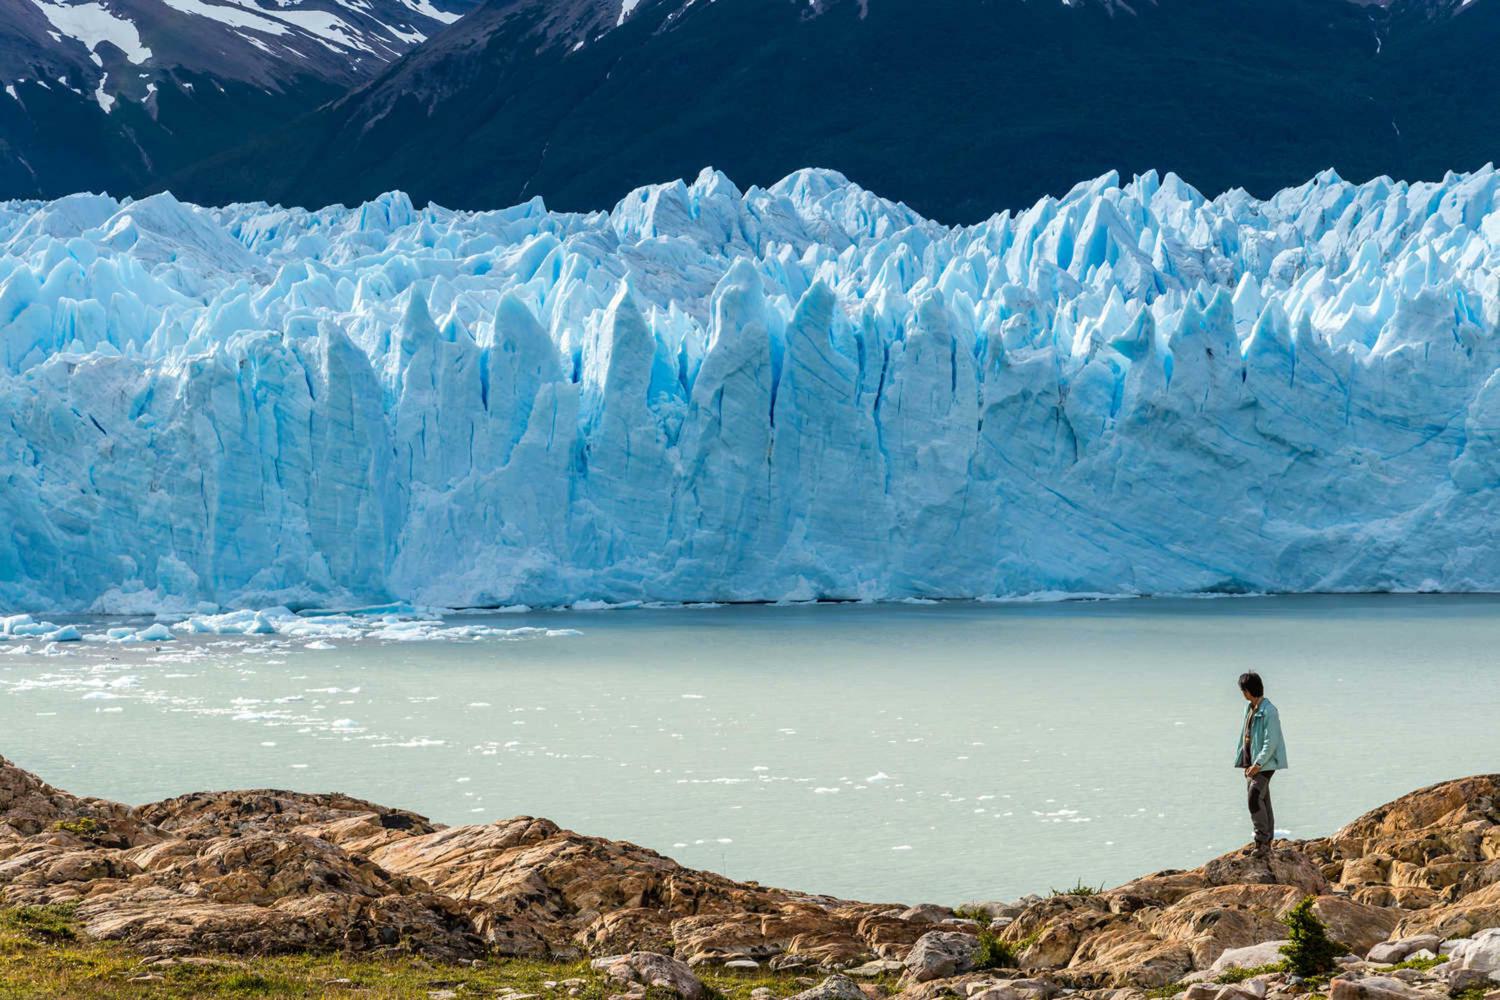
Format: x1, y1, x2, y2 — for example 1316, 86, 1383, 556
1247, 770, 1275, 849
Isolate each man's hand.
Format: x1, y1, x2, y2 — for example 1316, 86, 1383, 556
1245, 764, 1261, 778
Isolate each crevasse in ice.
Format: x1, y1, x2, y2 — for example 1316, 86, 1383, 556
3, 165, 1500, 611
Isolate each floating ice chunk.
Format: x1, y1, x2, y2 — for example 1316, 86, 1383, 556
180, 608, 294, 635
101, 622, 176, 642
1, 615, 64, 638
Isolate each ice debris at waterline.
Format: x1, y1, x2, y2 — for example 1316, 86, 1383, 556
0, 608, 581, 648
4, 166, 1500, 610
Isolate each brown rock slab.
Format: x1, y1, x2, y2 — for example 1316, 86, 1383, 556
1328, 977, 1429, 1000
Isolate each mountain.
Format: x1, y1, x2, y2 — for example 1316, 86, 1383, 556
0, 0, 478, 199
166, 0, 1500, 223
4, 162, 1500, 610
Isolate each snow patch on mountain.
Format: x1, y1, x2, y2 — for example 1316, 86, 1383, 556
402, 0, 462, 23
7, 0, 478, 100
3, 165, 1500, 611
29, 0, 152, 64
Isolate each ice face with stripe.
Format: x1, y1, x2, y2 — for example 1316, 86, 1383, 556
3, 165, 1500, 611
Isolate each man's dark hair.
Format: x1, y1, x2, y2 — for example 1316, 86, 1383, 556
1238, 672, 1264, 697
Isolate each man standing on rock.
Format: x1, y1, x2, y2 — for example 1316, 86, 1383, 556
1236, 671, 1286, 858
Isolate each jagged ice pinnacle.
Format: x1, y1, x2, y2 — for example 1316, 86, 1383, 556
3, 165, 1500, 611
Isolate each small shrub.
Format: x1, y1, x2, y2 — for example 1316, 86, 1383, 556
1216, 961, 1286, 983
1279, 897, 1342, 978
53, 817, 105, 841
973, 927, 1019, 971
952, 905, 991, 923
1049, 880, 1103, 897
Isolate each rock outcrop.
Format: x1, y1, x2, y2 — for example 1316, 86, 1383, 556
983, 775, 1500, 988
4, 755, 1500, 996
0, 755, 945, 965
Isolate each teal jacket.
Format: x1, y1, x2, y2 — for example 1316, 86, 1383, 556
1235, 698, 1288, 771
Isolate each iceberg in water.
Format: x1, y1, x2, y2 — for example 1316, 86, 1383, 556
3, 166, 1500, 611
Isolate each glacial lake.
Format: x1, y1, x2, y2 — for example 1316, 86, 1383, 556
3, 595, 1498, 904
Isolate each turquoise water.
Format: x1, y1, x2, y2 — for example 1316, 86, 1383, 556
2, 595, 1497, 903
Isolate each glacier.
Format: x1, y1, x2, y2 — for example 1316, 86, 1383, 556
3, 165, 1500, 612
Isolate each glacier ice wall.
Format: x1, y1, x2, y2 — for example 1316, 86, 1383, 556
4, 165, 1500, 611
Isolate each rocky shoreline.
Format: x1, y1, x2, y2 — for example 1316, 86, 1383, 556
2, 758, 1499, 1000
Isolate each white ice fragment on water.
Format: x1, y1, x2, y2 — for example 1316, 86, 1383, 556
180, 608, 292, 635
103, 623, 174, 642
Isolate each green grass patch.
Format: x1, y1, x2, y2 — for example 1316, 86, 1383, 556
0, 903, 80, 942
1216, 962, 1286, 983
1380, 955, 1448, 972
0, 905, 894, 1000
